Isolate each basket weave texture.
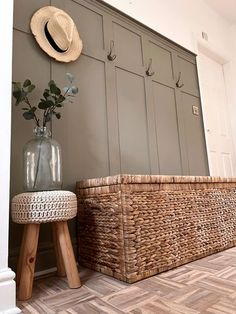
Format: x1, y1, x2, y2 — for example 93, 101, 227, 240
11, 190, 77, 224
76, 175, 236, 283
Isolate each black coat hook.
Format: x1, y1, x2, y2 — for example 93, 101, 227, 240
146, 58, 155, 76
176, 72, 184, 88
107, 40, 116, 61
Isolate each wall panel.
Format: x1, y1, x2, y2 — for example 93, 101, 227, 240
13, 0, 49, 32
177, 55, 200, 96
113, 22, 143, 67
181, 93, 209, 175
116, 68, 150, 174
66, 0, 105, 55
53, 55, 109, 184
152, 82, 182, 174
148, 40, 174, 85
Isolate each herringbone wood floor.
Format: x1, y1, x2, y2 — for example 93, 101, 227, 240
18, 247, 236, 313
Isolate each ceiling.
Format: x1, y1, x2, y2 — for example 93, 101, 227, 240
204, 0, 236, 24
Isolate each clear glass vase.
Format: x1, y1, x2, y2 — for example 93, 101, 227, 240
23, 126, 62, 191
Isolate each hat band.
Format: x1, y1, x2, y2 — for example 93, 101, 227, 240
44, 22, 67, 53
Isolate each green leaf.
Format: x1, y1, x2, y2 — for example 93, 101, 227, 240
23, 79, 31, 88
23, 111, 34, 120
48, 80, 55, 87
13, 90, 22, 100
50, 84, 61, 95
47, 100, 54, 107
27, 84, 35, 93
57, 95, 65, 103
55, 112, 61, 119
38, 102, 46, 110
21, 107, 29, 110
54, 87, 61, 95
13, 90, 24, 105
66, 72, 74, 83
43, 91, 50, 99
13, 82, 21, 91
38, 100, 54, 110
71, 86, 79, 94
56, 103, 63, 108
38, 100, 52, 110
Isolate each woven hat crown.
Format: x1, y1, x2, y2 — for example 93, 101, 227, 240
47, 11, 74, 51
30, 6, 83, 62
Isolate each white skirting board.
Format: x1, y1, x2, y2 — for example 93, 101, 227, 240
0, 268, 20, 314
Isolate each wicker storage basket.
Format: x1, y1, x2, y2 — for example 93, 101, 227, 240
76, 175, 236, 283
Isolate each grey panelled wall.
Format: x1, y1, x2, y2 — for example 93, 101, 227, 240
10, 0, 209, 272
152, 82, 182, 175
116, 69, 150, 174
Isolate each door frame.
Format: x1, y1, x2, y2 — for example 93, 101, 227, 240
193, 34, 236, 176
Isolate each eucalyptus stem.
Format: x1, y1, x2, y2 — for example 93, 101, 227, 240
43, 107, 50, 127
33, 139, 43, 189
24, 94, 40, 127
63, 87, 70, 97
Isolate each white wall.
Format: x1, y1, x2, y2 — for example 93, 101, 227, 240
228, 24, 236, 148
0, 0, 20, 312
102, 0, 232, 54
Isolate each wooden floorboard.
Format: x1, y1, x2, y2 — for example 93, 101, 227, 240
17, 247, 236, 313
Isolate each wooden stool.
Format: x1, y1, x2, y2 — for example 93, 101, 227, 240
11, 190, 81, 301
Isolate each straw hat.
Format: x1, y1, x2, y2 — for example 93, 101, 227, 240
30, 6, 83, 63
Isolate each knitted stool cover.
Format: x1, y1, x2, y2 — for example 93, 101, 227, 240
11, 191, 77, 224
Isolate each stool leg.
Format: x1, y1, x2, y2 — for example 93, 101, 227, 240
16, 225, 27, 286
51, 224, 66, 277
17, 224, 40, 301
53, 221, 81, 288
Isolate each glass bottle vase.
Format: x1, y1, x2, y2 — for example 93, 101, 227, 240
23, 126, 62, 191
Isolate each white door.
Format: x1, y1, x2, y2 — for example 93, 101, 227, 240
197, 52, 236, 177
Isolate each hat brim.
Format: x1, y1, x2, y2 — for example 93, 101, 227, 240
30, 6, 83, 63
